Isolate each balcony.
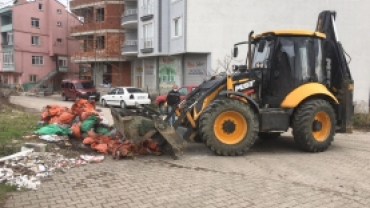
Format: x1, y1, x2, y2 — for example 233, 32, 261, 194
1, 24, 12, 32
1, 64, 15, 72
69, 0, 123, 11
1, 11, 13, 32
140, 37, 153, 53
141, 5, 154, 21
70, 21, 122, 36
121, 9, 138, 29
121, 40, 138, 56
71, 51, 124, 63
1, 42, 13, 48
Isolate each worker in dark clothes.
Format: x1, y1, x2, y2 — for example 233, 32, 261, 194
166, 84, 180, 126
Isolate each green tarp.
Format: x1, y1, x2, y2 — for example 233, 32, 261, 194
35, 124, 71, 136
96, 127, 110, 136
80, 115, 99, 132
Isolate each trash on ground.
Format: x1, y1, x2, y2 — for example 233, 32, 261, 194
0, 150, 104, 190
33, 98, 163, 159
38, 135, 69, 142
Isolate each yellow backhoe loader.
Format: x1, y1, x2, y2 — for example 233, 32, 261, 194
111, 10, 354, 159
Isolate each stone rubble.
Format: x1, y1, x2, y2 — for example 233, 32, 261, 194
0, 151, 104, 190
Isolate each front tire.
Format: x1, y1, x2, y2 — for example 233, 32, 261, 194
292, 99, 336, 152
199, 98, 259, 156
62, 94, 68, 101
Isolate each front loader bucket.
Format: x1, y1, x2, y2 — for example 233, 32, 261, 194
110, 107, 187, 159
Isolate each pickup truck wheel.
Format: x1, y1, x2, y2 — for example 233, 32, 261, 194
159, 102, 167, 114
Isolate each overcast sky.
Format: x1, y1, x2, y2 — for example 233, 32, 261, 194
57, 0, 68, 6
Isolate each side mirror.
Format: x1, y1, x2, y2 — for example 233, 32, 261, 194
233, 47, 238, 57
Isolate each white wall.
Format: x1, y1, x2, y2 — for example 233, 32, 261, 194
186, 0, 370, 104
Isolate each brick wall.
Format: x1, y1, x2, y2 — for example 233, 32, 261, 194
70, 4, 124, 33
111, 62, 131, 87
71, 32, 125, 60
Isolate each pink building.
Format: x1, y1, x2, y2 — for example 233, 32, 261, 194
0, 0, 81, 91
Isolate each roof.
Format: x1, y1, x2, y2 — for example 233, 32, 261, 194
253, 29, 326, 39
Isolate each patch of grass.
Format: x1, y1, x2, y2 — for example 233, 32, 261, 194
353, 113, 370, 131
0, 104, 39, 156
0, 183, 18, 202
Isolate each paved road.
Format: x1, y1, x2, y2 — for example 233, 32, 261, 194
6, 95, 370, 208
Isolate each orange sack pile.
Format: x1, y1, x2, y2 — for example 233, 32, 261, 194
38, 98, 163, 159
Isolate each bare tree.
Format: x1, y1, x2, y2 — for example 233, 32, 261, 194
210, 49, 244, 76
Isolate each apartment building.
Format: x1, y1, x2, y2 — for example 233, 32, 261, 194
123, 0, 370, 107
124, 0, 208, 92
0, 0, 80, 90
69, 0, 131, 87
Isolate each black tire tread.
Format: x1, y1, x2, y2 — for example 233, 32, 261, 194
199, 98, 259, 156
292, 99, 336, 152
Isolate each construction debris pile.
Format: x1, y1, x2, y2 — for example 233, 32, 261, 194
35, 99, 162, 159
0, 150, 104, 190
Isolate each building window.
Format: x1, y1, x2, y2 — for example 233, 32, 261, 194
96, 36, 105, 49
143, 0, 153, 16
6, 32, 13, 45
57, 21, 62, 27
31, 18, 40, 28
96, 8, 104, 22
173, 17, 182, 37
39, 3, 43, 11
29, 75, 37, 83
3, 51, 13, 65
57, 38, 62, 44
58, 58, 67, 67
82, 40, 87, 52
57, 9, 62, 14
32, 56, 44, 65
31, 36, 40, 46
143, 23, 153, 48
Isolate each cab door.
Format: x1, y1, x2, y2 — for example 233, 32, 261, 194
267, 37, 315, 107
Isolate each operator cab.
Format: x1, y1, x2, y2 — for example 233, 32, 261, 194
251, 30, 328, 107
233, 29, 348, 108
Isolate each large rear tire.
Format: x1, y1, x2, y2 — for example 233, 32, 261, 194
292, 99, 336, 152
199, 99, 259, 156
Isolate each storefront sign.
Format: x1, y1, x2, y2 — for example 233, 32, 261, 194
144, 64, 154, 75
185, 58, 206, 75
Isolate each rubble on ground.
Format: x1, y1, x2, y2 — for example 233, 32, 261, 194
0, 150, 104, 190
35, 98, 163, 159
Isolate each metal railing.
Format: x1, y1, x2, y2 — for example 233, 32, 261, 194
142, 38, 153, 49
124, 40, 138, 46
125, 8, 138, 16
142, 5, 153, 16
